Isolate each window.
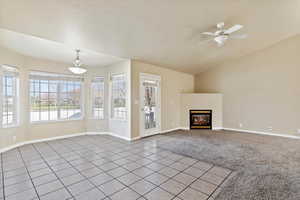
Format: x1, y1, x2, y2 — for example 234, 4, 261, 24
91, 77, 104, 119
1, 65, 19, 127
30, 72, 83, 122
111, 74, 127, 120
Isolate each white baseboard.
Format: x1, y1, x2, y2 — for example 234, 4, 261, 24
178, 127, 190, 130
176, 127, 223, 131
163, 126, 300, 140
0, 131, 138, 153
224, 127, 300, 139
131, 136, 141, 141
160, 127, 185, 134
5, 126, 296, 154
85, 132, 108, 136
86, 131, 133, 141
0, 132, 88, 153
108, 132, 132, 141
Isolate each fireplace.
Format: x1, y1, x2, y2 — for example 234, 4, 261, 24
190, 110, 212, 129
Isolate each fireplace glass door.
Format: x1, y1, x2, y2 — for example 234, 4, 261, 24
190, 110, 212, 129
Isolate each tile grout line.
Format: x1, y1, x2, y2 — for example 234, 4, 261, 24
17, 147, 41, 200
59, 136, 169, 199
6, 138, 134, 200
168, 163, 216, 200
1, 135, 232, 200
64, 136, 227, 200
54, 137, 142, 199
207, 170, 234, 200
32, 143, 76, 199
136, 153, 222, 200
66, 136, 221, 200
1, 153, 5, 200
45, 140, 113, 199
65, 136, 174, 199
125, 156, 205, 199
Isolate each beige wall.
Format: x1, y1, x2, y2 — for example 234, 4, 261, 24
131, 60, 194, 139
85, 60, 131, 140
195, 35, 300, 136
0, 47, 27, 149
180, 93, 223, 129
0, 46, 194, 148
0, 47, 87, 149
84, 67, 108, 133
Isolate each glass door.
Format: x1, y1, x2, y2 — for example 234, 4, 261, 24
140, 73, 161, 137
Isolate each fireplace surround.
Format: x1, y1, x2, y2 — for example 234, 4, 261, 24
190, 110, 212, 129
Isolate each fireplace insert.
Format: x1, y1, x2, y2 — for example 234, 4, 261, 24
190, 110, 212, 129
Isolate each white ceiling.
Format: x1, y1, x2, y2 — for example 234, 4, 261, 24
0, 29, 125, 68
0, 0, 300, 74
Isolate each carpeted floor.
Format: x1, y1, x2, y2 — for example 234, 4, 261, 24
155, 129, 300, 200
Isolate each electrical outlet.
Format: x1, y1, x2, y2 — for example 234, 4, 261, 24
267, 126, 273, 131
239, 123, 243, 128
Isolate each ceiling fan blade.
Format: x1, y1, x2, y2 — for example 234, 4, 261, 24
230, 34, 248, 39
199, 38, 214, 45
224, 24, 243, 34
201, 32, 215, 36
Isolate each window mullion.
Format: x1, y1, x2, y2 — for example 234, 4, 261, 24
29, 72, 83, 123
0, 71, 3, 127
57, 81, 61, 120
12, 76, 17, 125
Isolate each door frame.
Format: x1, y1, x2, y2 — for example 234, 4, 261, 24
139, 73, 161, 138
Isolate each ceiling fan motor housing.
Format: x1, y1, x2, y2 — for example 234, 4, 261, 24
217, 22, 225, 29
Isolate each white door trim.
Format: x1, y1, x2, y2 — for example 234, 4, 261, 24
139, 73, 161, 138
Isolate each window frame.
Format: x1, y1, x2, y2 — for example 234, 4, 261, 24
110, 73, 127, 121
29, 71, 84, 124
1, 65, 19, 128
91, 76, 105, 120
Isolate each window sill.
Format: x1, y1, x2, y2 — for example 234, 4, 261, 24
89, 117, 106, 120
2, 124, 20, 129
30, 118, 84, 125
110, 118, 128, 122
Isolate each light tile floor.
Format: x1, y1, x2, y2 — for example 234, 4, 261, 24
0, 135, 233, 200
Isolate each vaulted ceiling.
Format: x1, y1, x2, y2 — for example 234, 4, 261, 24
1, 0, 299, 74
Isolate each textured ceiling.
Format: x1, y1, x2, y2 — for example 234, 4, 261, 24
0, 0, 300, 74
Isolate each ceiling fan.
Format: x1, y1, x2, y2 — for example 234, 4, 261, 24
202, 22, 247, 46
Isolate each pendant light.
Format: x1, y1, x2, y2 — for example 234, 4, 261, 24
68, 49, 87, 74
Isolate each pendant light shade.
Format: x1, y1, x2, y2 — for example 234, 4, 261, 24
68, 49, 87, 74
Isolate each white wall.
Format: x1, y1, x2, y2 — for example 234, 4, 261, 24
180, 93, 223, 129
85, 67, 109, 132
107, 60, 131, 140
